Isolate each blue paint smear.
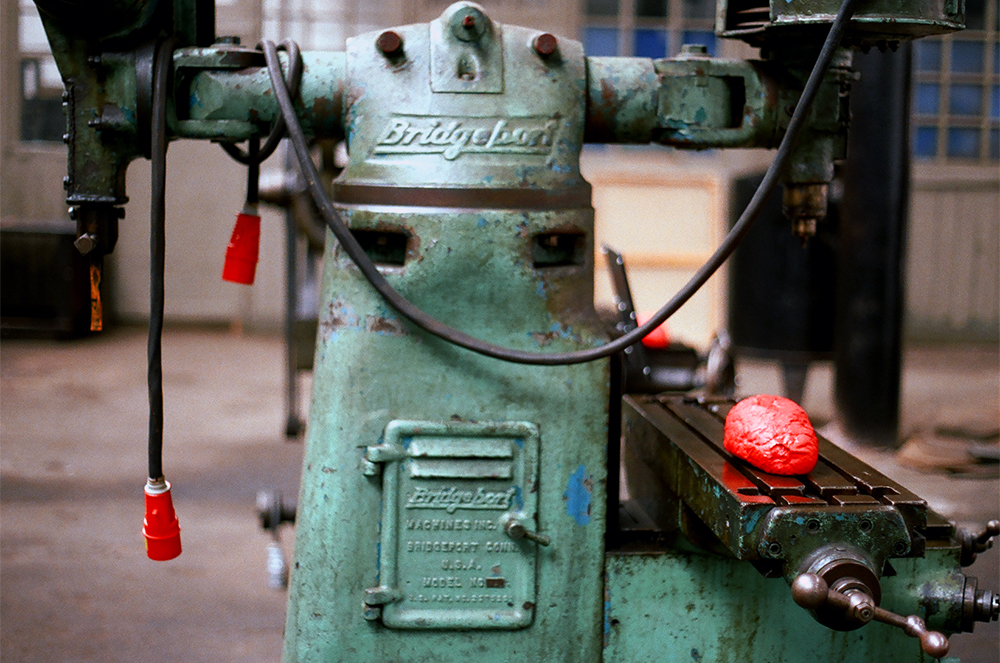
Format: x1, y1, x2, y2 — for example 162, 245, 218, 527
603, 599, 612, 646
402, 435, 413, 449
513, 486, 524, 511
564, 465, 591, 525
743, 509, 762, 533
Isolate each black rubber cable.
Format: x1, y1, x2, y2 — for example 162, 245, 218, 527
219, 41, 303, 165
148, 38, 177, 481
265, 0, 860, 366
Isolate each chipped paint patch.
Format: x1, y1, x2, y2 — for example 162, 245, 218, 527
530, 322, 578, 346
365, 314, 408, 336
564, 465, 592, 525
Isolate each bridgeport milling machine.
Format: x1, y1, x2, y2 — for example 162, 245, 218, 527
32, 0, 1000, 661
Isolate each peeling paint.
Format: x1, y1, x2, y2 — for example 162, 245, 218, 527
564, 464, 592, 525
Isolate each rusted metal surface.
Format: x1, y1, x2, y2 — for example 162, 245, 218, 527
717, 0, 965, 46
285, 6, 608, 662
622, 394, 927, 574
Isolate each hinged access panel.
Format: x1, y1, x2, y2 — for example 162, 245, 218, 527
372, 419, 540, 629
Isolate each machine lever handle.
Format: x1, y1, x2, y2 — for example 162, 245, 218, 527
959, 519, 1000, 566
504, 520, 551, 546
791, 573, 949, 659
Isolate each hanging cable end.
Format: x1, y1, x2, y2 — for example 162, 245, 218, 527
222, 211, 261, 285
144, 477, 182, 561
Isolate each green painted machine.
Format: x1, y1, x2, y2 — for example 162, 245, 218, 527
33, 0, 998, 660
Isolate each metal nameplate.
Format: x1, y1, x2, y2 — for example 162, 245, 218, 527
376, 420, 540, 629
370, 115, 559, 161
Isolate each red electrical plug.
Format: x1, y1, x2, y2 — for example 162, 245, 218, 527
222, 210, 261, 285
636, 311, 671, 349
143, 478, 182, 561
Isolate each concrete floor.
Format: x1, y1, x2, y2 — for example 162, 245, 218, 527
1, 328, 997, 662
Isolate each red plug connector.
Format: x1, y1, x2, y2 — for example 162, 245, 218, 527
222, 211, 261, 285
636, 312, 671, 349
143, 478, 182, 561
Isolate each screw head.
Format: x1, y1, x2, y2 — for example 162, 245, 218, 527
451, 6, 488, 42
376, 30, 403, 57
74, 234, 97, 256
533, 33, 558, 56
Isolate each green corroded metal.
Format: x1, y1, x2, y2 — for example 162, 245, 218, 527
37, 15, 143, 205
283, 7, 609, 662
180, 49, 347, 141
603, 540, 968, 663
371, 420, 540, 629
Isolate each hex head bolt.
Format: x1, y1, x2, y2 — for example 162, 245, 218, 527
792, 573, 950, 659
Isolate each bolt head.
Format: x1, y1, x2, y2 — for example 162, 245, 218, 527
534, 33, 558, 56
376, 30, 403, 57
74, 234, 96, 256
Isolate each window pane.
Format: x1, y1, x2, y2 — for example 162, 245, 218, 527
915, 83, 940, 115
915, 40, 942, 72
914, 126, 938, 158
636, 0, 667, 18
992, 85, 999, 120
951, 41, 985, 74
586, 0, 619, 16
634, 29, 667, 57
994, 43, 999, 75
947, 127, 980, 158
584, 27, 619, 56
949, 84, 983, 116
683, 0, 715, 19
682, 30, 717, 56
990, 128, 999, 160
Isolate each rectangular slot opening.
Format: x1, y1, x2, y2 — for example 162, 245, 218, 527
351, 229, 408, 266
532, 232, 585, 268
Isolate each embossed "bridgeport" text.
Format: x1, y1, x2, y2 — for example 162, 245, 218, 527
406, 486, 517, 513
372, 116, 558, 160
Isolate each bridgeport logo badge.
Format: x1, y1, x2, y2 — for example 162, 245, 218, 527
372, 115, 559, 160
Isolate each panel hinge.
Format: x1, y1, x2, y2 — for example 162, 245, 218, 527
362, 443, 407, 475
363, 585, 403, 620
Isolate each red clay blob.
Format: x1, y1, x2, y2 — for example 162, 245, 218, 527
724, 394, 818, 475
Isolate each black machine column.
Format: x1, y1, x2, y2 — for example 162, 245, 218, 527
835, 45, 912, 448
